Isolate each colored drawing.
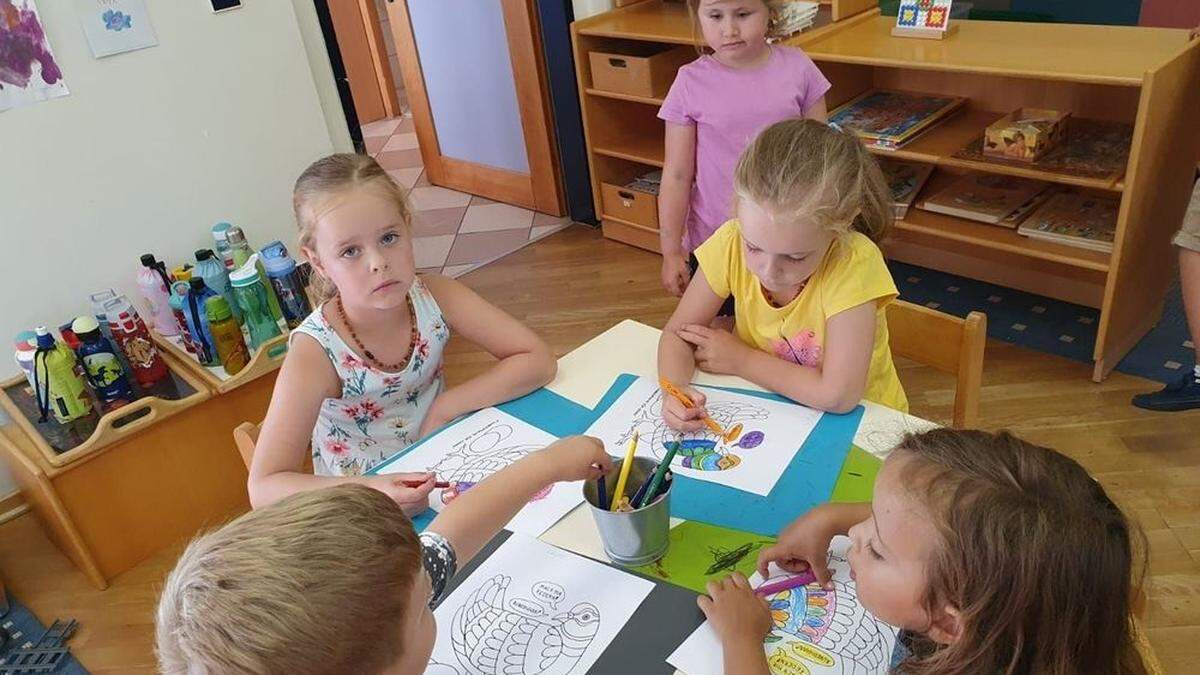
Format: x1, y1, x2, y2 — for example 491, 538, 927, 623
669, 536, 899, 675
828, 90, 965, 150
585, 377, 823, 496
0, 0, 69, 111
635, 521, 776, 594
893, 0, 953, 33
377, 408, 581, 537
428, 534, 654, 675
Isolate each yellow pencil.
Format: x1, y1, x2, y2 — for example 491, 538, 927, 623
610, 432, 639, 511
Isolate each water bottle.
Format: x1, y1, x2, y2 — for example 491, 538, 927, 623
194, 248, 243, 324
88, 289, 136, 377
185, 278, 221, 366
137, 254, 179, 336
260, 241, 311, 329
206, 296, 250, 376
230, 264, 282, 350
212, 222, 236, 270
171, 264, 193, 283
31, 327, 93, 423
103, 295, 170, 387
13, 331, 37, 389
71, 315, 134, 407
167, 281, 198, 355
226, 225, 253, 269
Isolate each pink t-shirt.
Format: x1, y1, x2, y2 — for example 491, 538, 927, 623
658, 46, 831, 252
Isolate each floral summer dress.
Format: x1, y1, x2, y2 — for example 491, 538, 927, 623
292, 277, 449, 476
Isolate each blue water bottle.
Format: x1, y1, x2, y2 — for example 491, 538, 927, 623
185, 277, 221, 366
70, 315, 133, 406
194, 248, 243, 324
260, 241, 311, 329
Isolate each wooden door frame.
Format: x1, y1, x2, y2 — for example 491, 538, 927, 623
327, 0, 402, 124
386, 0, 565, 214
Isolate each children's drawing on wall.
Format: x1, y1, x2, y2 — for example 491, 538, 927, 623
669, 536, 899, 675
376, 408, 582, 536
427, 534, 654, 675
0, 0, 69, 111
586, 377, 823, 496
76, 0, 158, 58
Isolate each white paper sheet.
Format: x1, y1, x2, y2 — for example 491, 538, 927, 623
75, 0, 158, 58
852, 406, 937, 460
377, 408, 582, 537
424, 533, 655, 675
0, 0, 70, 112
668, 536, 899, 675
584, 377, 822, 496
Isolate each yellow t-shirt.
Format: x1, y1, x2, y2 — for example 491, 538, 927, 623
695, 220, 908, 412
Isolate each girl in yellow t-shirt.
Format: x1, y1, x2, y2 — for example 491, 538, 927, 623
659, 118, 907, 431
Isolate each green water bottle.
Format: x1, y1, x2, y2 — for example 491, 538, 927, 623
32, 326, 93, 423
230, 264, 283, 350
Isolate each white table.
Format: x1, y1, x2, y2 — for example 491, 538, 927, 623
538, 319, 936, 562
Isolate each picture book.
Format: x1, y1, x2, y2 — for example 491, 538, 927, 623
1017, 191, 1119, 253
828, 90, 966, 150
878, 159, 934, 219
919, 172, 1051, 225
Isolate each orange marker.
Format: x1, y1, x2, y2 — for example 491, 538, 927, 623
658, 377, 739, 442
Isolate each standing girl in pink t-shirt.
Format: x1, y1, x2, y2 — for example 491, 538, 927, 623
658, 0, 831, 305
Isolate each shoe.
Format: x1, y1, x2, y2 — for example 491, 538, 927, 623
1131, 371, 1200, 412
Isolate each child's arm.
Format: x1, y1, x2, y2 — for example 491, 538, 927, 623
419, 274, 558, 437
658, 269, 727, 431
659, 122, 697, 297
758, 502, 872, 587
680, 300, 877, 413
427, 436, 611, 564
697, 573, 773, 675
804, 97, 828, 122
248, 336, 437, 510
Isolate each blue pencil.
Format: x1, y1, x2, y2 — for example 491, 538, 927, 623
597, 474, 608, 511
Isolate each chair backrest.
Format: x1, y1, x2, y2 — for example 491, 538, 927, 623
233, 422, 313, 474
886, 300, 987, 429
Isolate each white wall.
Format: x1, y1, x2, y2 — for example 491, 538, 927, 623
0, 1, 352, 497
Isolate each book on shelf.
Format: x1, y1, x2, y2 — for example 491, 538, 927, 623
828, 90, 966, 150
954, 118, 1133, 184
918, 172, 1052, 225
770, 1, 820, 37
1017, 191, 1118, 253
877, 159, 934, 219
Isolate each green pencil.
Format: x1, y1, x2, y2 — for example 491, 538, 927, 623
638, 441, 680, 508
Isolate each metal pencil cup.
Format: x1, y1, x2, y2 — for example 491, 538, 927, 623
584, 456, 671, 566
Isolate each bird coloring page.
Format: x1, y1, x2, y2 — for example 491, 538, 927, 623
424, 533, 654, 675
377, 408, 582, 537
585, 377, 822, 496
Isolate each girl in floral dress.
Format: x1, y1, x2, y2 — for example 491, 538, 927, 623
248, 154, 557, 512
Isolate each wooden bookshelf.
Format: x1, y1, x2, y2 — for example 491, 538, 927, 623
572, 2, 1200, 380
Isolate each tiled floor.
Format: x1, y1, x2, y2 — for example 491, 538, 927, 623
361, 114, 573, 278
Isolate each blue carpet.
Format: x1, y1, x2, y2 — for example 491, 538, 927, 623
0, 598, 87, 674
888, 261, 1193, 384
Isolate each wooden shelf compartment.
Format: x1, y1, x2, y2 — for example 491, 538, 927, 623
586, 87, 665, 107
587, 95, 666, 167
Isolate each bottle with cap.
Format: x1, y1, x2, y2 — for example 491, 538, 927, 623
104, 295, 170, 387
31, 326, 93, 423
184, 278, 221, 366
71, 315, 134, 407
226, 225, 254, 270
88, 289, 136, 377
13, 331, 38, 389
260, 241, 312, 329
230, 263, 283, 349
194, 248, 243, 324
136, 254, 180, 336
212, 222, 236, 270
172, 264, 193, 283
206, 296, 250, 376
167, 280, 198, 354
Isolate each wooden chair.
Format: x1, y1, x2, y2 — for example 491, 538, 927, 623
886, 300, 987, 429
233, 422, 313, 473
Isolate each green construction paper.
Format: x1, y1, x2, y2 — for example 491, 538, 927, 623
830, 445, 881, 503
635, 521, 776, 594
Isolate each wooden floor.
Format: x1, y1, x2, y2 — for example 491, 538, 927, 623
1, 224, 1197, 673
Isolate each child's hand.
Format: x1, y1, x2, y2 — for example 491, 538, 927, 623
662, 384, 709, 432
698, 572, 773, 646
677, 324, 750, 376
661, 252, 692, 297
757, 505, 840, 588
536, 436, 612, 482
367, 472, 437, 516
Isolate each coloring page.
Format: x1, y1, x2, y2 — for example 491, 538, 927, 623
378, 408, 581, 537
585, 377, 822, 496
425, 533, 654, 675
668, 535, 899, 675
